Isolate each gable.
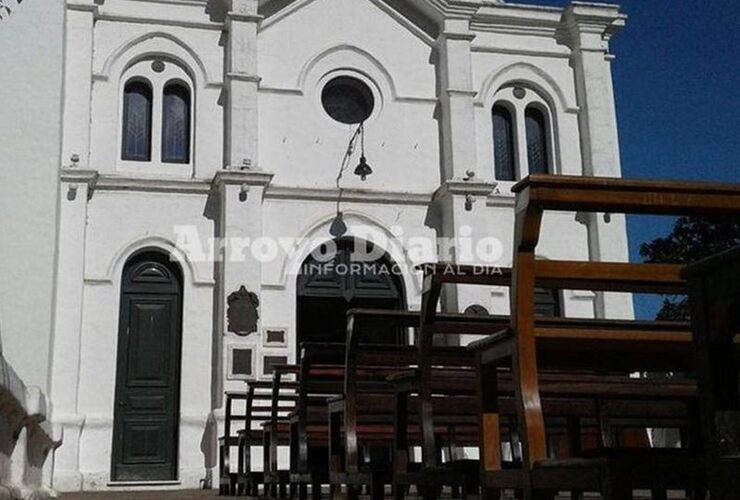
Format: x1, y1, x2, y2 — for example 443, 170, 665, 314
258, 0, 437, 98
260, 0, 440, 39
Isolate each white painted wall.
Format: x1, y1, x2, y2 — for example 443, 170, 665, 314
0, 0, 64, 391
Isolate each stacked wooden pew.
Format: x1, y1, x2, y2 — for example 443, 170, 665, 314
468, 175, 739, 499
684, 246, 740, 499
218, 175, 740, 499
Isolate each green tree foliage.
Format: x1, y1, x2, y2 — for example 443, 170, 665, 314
639, 217, 740, 320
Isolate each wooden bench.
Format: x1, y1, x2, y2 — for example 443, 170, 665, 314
236, 380, 299, 496
330, 308, 491, 500
289, 343, 348, 500
346, 262, 694, 500
262, 364, 301, 499
684, 246, 740, 498
219, 391, 248, 495
472, 174, 740, 499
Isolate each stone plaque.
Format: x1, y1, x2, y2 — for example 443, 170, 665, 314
227, 286, 259, 336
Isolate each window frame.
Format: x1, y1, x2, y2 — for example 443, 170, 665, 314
160, 79, 192, 164
121, 78, 154, 162
524, 104, 552, 175
489, 86, 558, 182
491, 102, 518, 182
117, 59, 195, 176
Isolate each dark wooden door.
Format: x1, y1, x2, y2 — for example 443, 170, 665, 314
297, 239, 405, 348
111, 252, 182, 481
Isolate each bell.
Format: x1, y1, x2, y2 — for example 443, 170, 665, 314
329, 211, 347, 238
354, 155, 373, 181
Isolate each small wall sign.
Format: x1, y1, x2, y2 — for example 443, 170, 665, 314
227, 286, 259, 336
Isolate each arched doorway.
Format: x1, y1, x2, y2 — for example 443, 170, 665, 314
296, 238, 406, 349
111, 251, 183, 481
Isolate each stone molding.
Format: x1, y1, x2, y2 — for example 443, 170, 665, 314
60, 168, 99, 191
433, 178, 497, 201
94, 175, 212, 195
212, 169, 275, 189
265, 185, 432, 206
226, 72, 262, 83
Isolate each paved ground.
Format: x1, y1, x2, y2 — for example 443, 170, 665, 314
60, 491, 220, 500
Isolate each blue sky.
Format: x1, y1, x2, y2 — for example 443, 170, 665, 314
511, 0, 740, 318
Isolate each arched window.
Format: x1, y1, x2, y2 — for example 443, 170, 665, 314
492, 105, 516, 181
161, 83, 191, 163
525, 106, 550, 175
121, 80, 153, 161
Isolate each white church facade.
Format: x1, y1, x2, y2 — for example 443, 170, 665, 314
0, 0, 634, 494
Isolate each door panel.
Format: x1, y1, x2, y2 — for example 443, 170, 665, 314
297, 239, 405, 348
126, 301, 172, 386
112, 254, 182, 482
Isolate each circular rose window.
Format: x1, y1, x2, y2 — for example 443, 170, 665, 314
321, 76, 375, 125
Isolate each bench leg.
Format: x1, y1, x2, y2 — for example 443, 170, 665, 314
371, 481, 384, 500
347, 485, 360, 500
601, 473, 632, 500
312, 483, 322, 500
331, 485, 340, 500
297, 483, 307, 500
532, 490, 555, 500
392, 483, 406, 500
420, 485, 440, 500
651, 486, 667, 500
481, 487, 501, 500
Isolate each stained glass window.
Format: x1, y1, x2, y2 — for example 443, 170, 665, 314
121, 80, 152, 161
161, 83, 191, 164
492, 105, 516, 181
525, 107, 550, 175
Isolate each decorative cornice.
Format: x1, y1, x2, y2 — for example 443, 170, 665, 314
226, 12, 264, 24
446, 88, 478, 97
60, 168, 99, 191
95, 175, 212, 195
558, 2, 626, 51
438, 30, 476, 42
226, 72, 262, 83
433, 178, 497, 200
265, 186, 432, 206
212, 169, 275, 189
66, 1, 99, 15
485, 192, 516, 208
93, 13, 224, 31
472, 3, 562, 35
470, 44, 571, 60
125, 0, 208, 5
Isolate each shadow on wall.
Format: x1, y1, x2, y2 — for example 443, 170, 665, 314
0, 323, 62, 499
200, 413, 218, 489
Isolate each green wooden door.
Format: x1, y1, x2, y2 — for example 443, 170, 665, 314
111, 252, 182, 481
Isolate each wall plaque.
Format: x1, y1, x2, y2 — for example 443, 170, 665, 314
227, 286, 259, 336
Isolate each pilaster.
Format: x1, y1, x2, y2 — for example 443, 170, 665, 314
434, 15, 488, 318
223, 0, 261, 169
211, 170, 273, 398
561, 2, 625, 178
62, 0, 97, 169
432, 178, 496, 319
49, 167, 97, 490
435, 18, 480, 181
561, 3, 633, 319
